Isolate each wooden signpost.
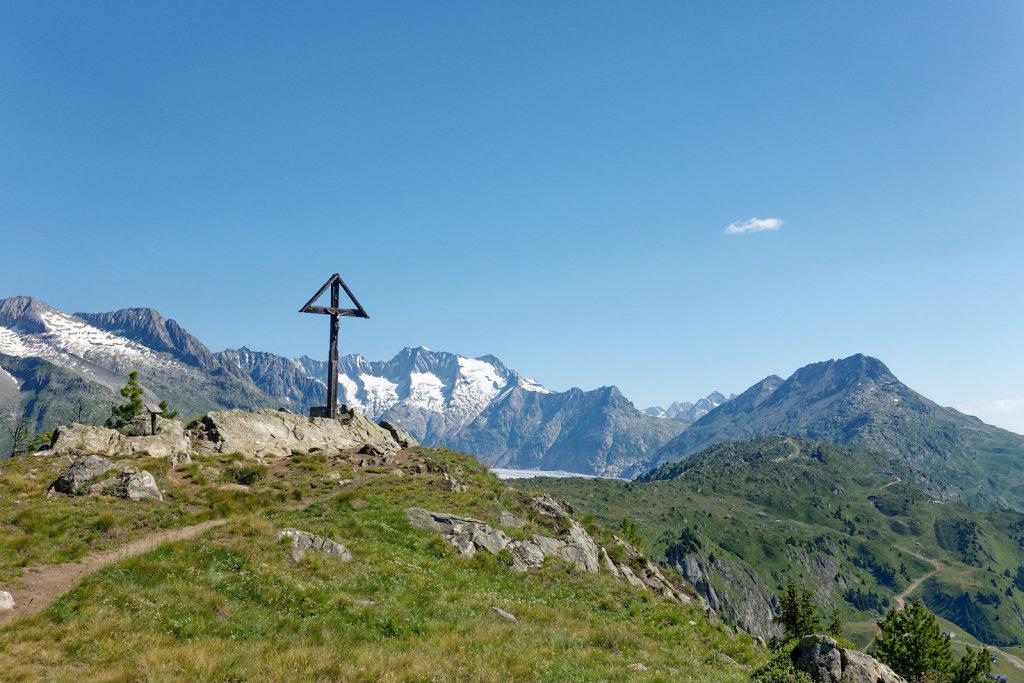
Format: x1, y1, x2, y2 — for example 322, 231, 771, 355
300, 274, 369, 419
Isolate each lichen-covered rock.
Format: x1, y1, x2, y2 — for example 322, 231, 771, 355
0, 590, 14, 611
276, 528, 352, 562
48, 421, 191, 459
507, 539, 545, 572
169, 452, 192, 469
791, 635, 907, 683
49, 455, 118, 494
497, 511, 527, 528
189, 408, 400, 458
110, 469, 162, 501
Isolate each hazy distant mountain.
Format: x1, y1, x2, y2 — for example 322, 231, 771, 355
640, 354, 1024, 509
644, 391, 733, 421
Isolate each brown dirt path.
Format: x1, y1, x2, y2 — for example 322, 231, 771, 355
0, 518, 228, 627
893, 546, 941, 610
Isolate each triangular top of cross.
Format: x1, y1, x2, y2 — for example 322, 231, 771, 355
299, 273, 369, 318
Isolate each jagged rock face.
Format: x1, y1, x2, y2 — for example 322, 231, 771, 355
49, 420, 191, 459
674, 550, 780, 643
188, 408, 400, 458
791, 635, 906, 683
276, 528, 352, 563
378, 421, 418, 448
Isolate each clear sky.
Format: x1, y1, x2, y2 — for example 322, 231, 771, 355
2, 3, 1022, 432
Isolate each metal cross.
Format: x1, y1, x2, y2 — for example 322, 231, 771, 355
299, 274, 369, 419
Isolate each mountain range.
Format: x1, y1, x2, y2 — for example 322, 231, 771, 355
0, 297, 687, 474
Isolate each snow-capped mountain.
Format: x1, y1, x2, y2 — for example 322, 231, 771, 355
0, 297, 686, 475
643, 391, 734, 422
294, 347, 550, 443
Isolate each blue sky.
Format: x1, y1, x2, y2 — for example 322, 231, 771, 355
2, 2, 1023, 431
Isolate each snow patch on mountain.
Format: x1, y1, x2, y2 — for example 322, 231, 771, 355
0, 326, 33, 357
518, 377, 552, 393
409, 371, 445, 411
453, 357, 506, 413
358, 374, 399, 417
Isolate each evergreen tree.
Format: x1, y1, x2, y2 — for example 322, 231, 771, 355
620, 517, 643, 549
827, 607, 843, 639
950, 647, 991, 683
875, 601, 951, 682
106, 371, 143, 428
157, 400, 178, 420
776, 580, 821, 641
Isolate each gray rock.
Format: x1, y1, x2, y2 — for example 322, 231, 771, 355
169, 452, 192, 469
531, 524, 600, 574
189, 407, 401, 458
532, 494, 568, 519
0, 590, 14, 611
276, 528, 352, 562
404, 508, 510, 558
792, 635, 907, 683
507, 539, 545, 572
112, 469, 163, 501
626, 663, 647, 672
440, 471, 467, 493
378, 420, 418, 448
49, 455, 118, 494
50, 421, 191, 459
497, 511, 527, 528
601, 548, 620, 577
491, 606, 517, 622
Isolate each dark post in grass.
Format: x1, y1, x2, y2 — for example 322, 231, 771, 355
300, 274, 369, 419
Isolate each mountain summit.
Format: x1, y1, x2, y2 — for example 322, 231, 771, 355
641, 353, 1024, 508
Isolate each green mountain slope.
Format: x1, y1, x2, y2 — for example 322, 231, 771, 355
529, 436, 1024, 656
642, 354, 1024, 510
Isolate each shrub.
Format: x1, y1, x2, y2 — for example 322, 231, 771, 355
224, 463, 268, 486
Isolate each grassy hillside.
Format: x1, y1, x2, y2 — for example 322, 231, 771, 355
527, 436, 1024, 666
0, 444, 761, 681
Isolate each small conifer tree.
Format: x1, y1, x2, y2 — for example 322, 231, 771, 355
620, 517, 643, 549
875, 601, 951, 682
106, 371, 144, 428
776, 580, 821, 641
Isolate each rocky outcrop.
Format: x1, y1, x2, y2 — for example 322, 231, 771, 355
49, 455, 161, 501
48, 420, 191, 459
189, 408, 401, 458
674, 550, 780, 642
791, 635, 906, 682
379, 421, 418, 448
49, 455, 118, 494
405, 500, 694, 602
276, 528, 352, 562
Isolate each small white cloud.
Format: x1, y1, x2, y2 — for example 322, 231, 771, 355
725, 217, 784, 234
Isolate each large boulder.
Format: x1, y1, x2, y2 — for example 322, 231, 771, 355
48, 420, 191, 459
530, 496, 600, 573
49, 455, 118, 494
50, 456, 161, 501
792, 635, 906, 683
189, 408, 401, 458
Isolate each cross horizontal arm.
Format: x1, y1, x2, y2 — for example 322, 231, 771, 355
300, 305, 370, 318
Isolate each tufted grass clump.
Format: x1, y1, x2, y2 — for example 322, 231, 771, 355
223, 463, 268, 486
